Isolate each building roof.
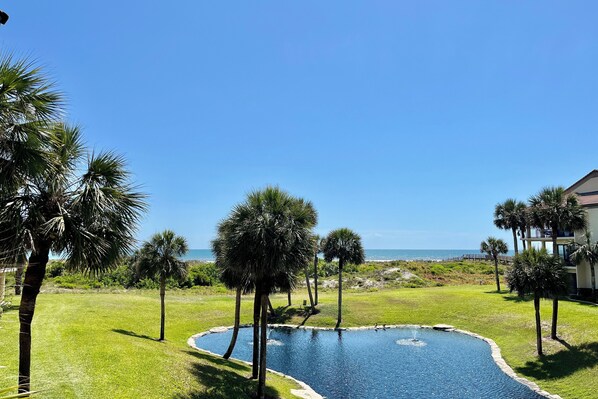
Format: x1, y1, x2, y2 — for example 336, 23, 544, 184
577, 194, 598, 207
565, 169, 598, 195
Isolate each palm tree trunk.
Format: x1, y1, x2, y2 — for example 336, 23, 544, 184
159, 275, 166, 341
313, 254, 319, 305
257, 292, 269, 399
18, 242, 50, 394
512, 228, 519, 255
337, 259, 343, 328
552, 227, 559, 257
590, 262, 597, 302
223, 287, 242, 359
15, 261, 24, 295
305, 264, 315, 310
268, 297, 275, 315
521, 228, 527, 250
551, 298, 559, 339
252, 288, 260, 379
534, 294, 543, 356
494, 257, 501, 292
287, 290, 291, 307
548, 223, 565, 338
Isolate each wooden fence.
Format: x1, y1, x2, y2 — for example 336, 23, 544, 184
444, 254, 513, 264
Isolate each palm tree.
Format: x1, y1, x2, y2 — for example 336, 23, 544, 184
494, 199, 526, 255
216, 187, 317, 398
518, 206, 529, 251
303, 235, 318, 310
0, 56, 63, 194
0, 121, 146, 393
312, 235, 324, 306
506, 248, 567, 356
480, 237, 508, 292
323, 228, 365, 328
213, 237, 241, 359
529, 186, 587, 339
135, 230, 188, 341
571, 232, 598, 302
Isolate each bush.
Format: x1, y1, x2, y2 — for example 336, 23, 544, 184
183, 262, 219, 287
46, 261, 65, 277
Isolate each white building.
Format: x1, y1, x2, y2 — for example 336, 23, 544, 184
565, 170, 598, 296
525, 170, 598, 296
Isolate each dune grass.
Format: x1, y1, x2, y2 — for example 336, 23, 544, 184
1, 285, 597, 398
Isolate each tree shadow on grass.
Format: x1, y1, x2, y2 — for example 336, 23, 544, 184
515, 342, 598, 379
268, 306, 311, 324
483, 289, 511, 295
174, 350, 281, 399
501, 294, 533, 303
111, 328, 159, 342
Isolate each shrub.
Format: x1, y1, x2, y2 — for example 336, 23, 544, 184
46, 261, 65, 277
183, 262, 219, 287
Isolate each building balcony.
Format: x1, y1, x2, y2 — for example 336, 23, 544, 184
524, 228, 575, 243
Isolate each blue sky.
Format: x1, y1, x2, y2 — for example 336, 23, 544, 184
2, 1, 597, 249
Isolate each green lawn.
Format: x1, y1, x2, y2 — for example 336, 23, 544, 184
1, 285, 597, 399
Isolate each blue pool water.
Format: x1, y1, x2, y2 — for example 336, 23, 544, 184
194, 327, 544, 399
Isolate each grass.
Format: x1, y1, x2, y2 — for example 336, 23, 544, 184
0, 290, 299, 399
1, 284, 597, 398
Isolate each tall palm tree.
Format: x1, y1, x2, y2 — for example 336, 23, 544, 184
571, 232, 598, 302
529, 186, 587, 339
506, 248, 567, 356
0, 122, 146, 393
322, 228, 365, 328
312, 235, 324, 306
480, 237, 508, 292
303, 235, 317, 310
494, 199, 526, 255
216, 187, 317, 399
135, 230, 188, 341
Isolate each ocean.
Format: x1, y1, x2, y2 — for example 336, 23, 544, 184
181, 249, 515, 262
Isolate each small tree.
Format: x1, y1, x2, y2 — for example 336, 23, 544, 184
480, 237, 508, 292
136, 230, 188, 341
323, 228, 365, 328
506, 249, 567, 356
571, 232, 598, 302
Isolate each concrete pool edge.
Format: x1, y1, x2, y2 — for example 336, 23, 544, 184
189, 323, 561, 399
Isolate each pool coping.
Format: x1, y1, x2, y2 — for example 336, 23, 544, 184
188, 323, 561, 399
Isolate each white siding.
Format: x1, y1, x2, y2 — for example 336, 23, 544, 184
575, 208, 598, 289
574, 178, 598, 194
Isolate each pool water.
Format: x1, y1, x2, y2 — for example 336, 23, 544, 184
194, 327, 544, 399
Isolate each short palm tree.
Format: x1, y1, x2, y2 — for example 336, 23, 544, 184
494, 199, 526, 255
0, 123, 146, 393
323, 228, 365, 328
135, 230, 188, 341
571, 232, 598, 302
528, 186, 587, 338
480, 237, 508, 292
506, 248, 567, 356
216, 187, 317, 399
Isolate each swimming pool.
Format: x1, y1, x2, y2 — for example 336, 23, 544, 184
194, 326, 545, 399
